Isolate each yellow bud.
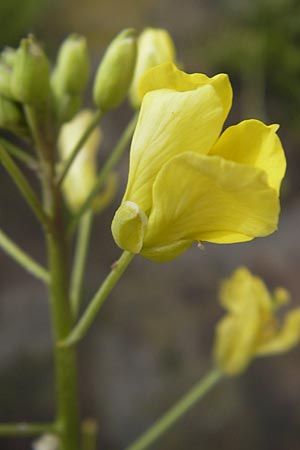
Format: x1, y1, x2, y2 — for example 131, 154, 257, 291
52, 34, 89, 96
11, 35, 51, 105
111, 201, 148, 254
93, 29, 137, 111
129, 28, 176, 109
58, 110, 101, 212
0, 95, 23, 131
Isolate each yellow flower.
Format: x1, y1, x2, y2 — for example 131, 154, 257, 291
59, 110, 101, 212
129, 28, 176, 109
112, 62, 286, 262
214, 267, 300, 376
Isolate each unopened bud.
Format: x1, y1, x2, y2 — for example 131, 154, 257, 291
11, 35, 51, 105
93, 29, 137, 111
0, 95, 23, 130
129, 28, 176, 108
0, 61, 13, 99
111, 201, 148, 253
52, 34, 89, 96
59, 110, 101, 212
54, 93, 81, 124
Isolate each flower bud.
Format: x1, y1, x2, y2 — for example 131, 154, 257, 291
11, 35, 51, 105
93, 29, 137, 111
54, 93, 81, 124
111, 201, 148, 253
129, 28, 176, 109
1, 47, 16, 67
0, 61, 13, 99
51, 34, 89, 96
58, 110, 101, 212
0, 95, 23, 131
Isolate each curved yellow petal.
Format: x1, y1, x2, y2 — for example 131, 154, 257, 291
214, 304, 260, 375
144, 152, 279, 252
123, 85, 224, 212
256, 309, 300, 356
219, 267, 272, 317
209, 119, 286, 194
138, 62, 232, 121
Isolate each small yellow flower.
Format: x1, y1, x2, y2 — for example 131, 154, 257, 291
112, 62, 286, 262
214, 267, 300, 376
129, 28, 176, 109
59, 110, 101, 212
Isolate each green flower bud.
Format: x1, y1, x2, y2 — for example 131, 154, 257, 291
54, 92, 81, 124
0, 61, 13, 99
111, 201, 148, 254
1, 47, 16, 67
129, 28, 176, 109
0, 95, 23, 131
52, 34, 89, 96
93, 29, 137, 111
11, 35, 51, 105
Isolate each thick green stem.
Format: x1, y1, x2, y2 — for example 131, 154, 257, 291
70, 210, 93, 319
26, 102, 81, 450
56, 109, 104, 187
0, 422, 58, 436
47, 228, 80, 450
61, 251, 134, 348
0, 144, 51, 229
125, 369, 222, 450
68, 112, 138, 235
0, 228, 49, 283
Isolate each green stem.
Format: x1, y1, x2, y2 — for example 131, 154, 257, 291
0, 228, 49, 283
47, 230, 80, 450
0, 144, 51, 229
61, 251, 134, 348
56, 109, 104, 187
70, 210, 93, 319
125, 369, 222, 450
0, 422, 58, 437
68, 112, 139, 235
0, 138, 38, 169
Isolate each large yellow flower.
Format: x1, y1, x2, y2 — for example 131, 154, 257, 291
112, 62, 286, 262
214, 267, 300, 376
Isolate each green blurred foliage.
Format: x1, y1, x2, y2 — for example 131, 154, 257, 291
0, 0, 50, 46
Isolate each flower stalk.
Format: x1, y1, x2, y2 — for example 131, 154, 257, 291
0, 228, 49, 283
61, 250, 134, 348
125, 369, 222, 450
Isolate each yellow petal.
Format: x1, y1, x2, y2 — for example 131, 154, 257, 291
214, 304, 261, 375
256, 309, 300, 355
209, 119, 286, 194
219, 267, 273, 317
123, 85, 224, 212
138, 62, 232, 121
143, 152, 279, 254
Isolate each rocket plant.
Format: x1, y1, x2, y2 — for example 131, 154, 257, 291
0, 27, 298, 450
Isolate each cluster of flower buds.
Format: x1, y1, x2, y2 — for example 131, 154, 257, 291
0, 27, 176, 212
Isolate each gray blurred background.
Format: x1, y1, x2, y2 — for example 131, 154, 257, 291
1, 0, 300, 449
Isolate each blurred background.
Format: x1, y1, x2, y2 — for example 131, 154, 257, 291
1, 0, 300, 448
